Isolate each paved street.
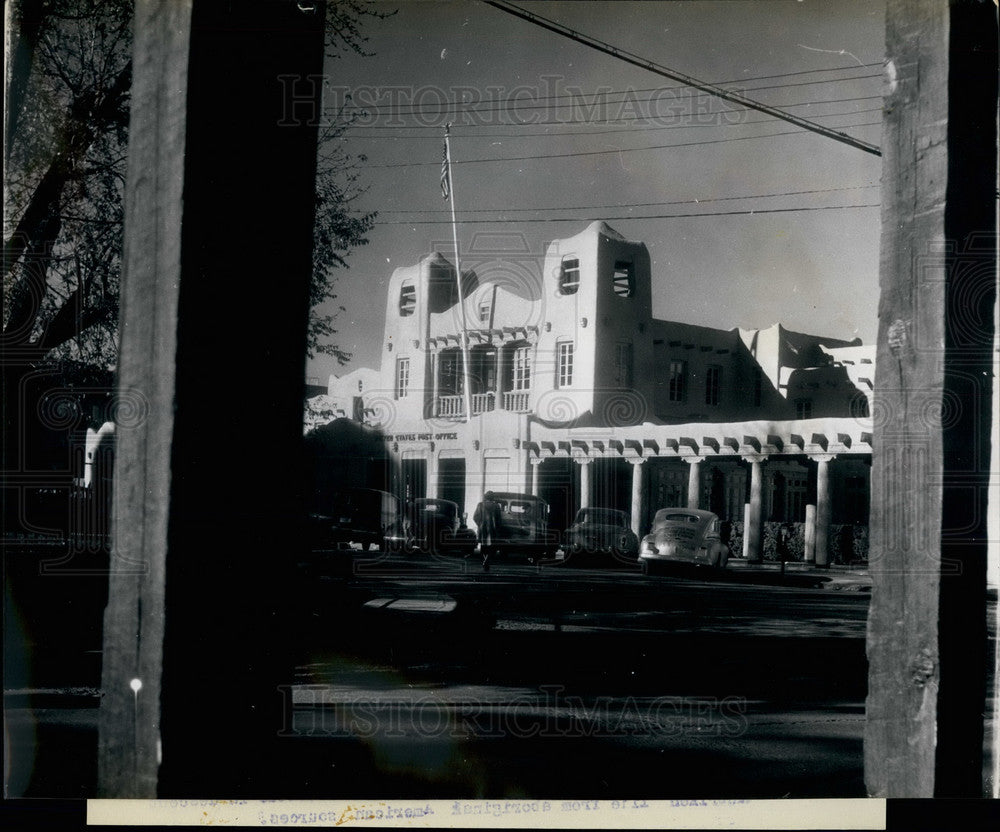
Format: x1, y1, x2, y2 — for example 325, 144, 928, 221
277, 551, 875, 798
7, 548, 992, 798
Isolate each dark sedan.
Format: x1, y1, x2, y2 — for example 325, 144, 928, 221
389, 498, 477, 557
562, 507, 640, 565
308, 487, 400, 551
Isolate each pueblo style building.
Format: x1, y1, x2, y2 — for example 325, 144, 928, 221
317, 221, 875, 564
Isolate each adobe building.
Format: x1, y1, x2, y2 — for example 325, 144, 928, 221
321, 221, 875, 563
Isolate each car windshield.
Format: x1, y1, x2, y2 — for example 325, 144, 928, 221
653, 511, 704, 529
576, 508, 627, 526
412, 500, 456, 519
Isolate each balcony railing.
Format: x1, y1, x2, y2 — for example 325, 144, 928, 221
503, 390, 530, 412
471, 392, 495, 415
436, 395, 464, 418
436, 390, 529, 417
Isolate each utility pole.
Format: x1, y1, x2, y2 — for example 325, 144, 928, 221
98, 0, 325, 796
864, 0, 997, 798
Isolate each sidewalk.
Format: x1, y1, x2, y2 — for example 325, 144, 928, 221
725, 558, 872, 591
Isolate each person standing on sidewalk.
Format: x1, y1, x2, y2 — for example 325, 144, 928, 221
474, 491, 501, 572
775, 523, 792, 563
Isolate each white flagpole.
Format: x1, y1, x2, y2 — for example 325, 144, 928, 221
443, 122, 474, 423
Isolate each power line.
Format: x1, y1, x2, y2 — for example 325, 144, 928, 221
372, 203, 880, 226
333, 71, 881, 119
481, 0, 881, 157
363, 120, 882, 169
335, 94, 884, 132
377, 184, 879, 215
343, 107, 885, 140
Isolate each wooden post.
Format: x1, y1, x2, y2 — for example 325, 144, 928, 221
685, 457, 702, 510
98, 0, 326, 797
742, 457, 764, 563
629, 458, 645, 538
811, 454, 835, 568
97, 0, 192, 797
577, 458, 591, 510
864, 0, 996, 798
803, 503, 816, 563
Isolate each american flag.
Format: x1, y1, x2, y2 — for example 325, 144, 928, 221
440, 140, 450, 201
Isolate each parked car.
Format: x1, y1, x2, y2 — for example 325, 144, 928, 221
308, 487, 400, 551
390, 498, 477, 556
562, 507, 639, 564
475, 492, 559, 562
638, 508, 729, 574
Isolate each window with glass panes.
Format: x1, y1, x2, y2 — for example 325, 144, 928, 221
395, 357, 410, 399
557, 341, 574, 387
513, 346, 531, 390
705, 364, 721, 406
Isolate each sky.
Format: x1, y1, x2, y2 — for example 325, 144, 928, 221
306, 0, 884, 384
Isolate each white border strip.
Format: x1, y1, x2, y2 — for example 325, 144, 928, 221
87, 798, 886, 828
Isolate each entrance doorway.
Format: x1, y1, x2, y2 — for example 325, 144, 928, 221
438, 457, 466, 514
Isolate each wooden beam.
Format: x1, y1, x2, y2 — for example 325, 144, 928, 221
97, 0, 192, 798
99, 0, 326, 797
865, 0, 997, 798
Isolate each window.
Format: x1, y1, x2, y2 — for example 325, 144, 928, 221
612, 261, 634, 297
395, 358, 410, 399
478, 300, 491, 323
440, 351, 463, 395
668, 360, 686, 402
752, 367, 762, 407
705, 365, 721, 406
794, 398, 812, 419
399, 284, 416, 316
559, 256, 580, 295
513, 346, 531, 391
557, 341, 574, 388
614, 342, 633, 387
786, 475, 807, 522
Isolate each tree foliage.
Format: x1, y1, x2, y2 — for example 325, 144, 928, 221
3, 0, 389, 370
4, 0, 131, 367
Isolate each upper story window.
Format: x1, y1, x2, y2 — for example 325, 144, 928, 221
614, 342, 633, 387
705, 364, 721, 406
478, 300, 491, 323
559, 256, 580, 295
795, 398, 812, 419
513, 346, 531, 391
612, 261, 634, 297
399, 283, 416, 316
439, 351, 463, 395
668, 360, 686, 402
557, 341, 574, 388
395, 357, 410, 399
